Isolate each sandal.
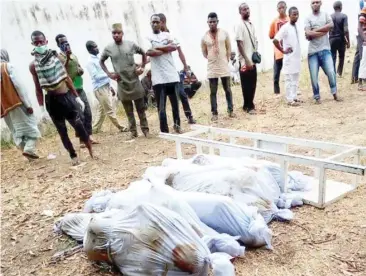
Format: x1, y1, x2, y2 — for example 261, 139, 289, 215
23, 151, 40, 160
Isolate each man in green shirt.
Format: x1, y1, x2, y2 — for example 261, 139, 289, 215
100, 23, 149, 139
56, 34, 98, 144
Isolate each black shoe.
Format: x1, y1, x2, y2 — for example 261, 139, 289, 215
173, 126, 183, 134
130, 131, 138, 139
188, 117, 196, 124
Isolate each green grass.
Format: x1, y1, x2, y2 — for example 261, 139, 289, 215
0, 137, 15, 149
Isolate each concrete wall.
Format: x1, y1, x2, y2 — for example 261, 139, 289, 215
0, 0, 360, 127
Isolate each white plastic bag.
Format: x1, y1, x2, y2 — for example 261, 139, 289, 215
83, 203, 235, 275
83, 181, 245, 258
83, 190, 115, 213
54, 213, 92, 242
154, 162, 291, 223
176, 191, 272, 249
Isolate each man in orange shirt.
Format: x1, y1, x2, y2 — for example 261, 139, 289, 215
269, 1, 288, 94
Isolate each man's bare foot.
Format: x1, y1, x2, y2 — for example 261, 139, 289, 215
333, 94, 343, 102
288, 101, 300, 107
84, 140, 94, 159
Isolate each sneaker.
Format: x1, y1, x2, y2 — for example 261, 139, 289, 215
211, 115, 218, 122
248, 109, 257, 115
173, 126, 183, 134
188, 117, 197, 124
228, 111, 236, 118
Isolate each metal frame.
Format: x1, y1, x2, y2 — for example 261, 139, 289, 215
159, 125, 366, 208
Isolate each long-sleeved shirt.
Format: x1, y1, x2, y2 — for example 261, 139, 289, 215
86, 54, 110, 91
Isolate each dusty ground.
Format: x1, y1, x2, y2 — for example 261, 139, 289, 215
1, 50, 366, 276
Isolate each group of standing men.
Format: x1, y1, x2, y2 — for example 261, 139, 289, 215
0, 0, 363, 165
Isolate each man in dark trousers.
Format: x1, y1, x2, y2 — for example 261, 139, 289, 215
158, 13, 197, 124
236, 3, 258, 114
147, 15, 182, 133
351, 1, 366, 85
29, 31, 94, 165
55, 34, 98, 145
329, 1, 350, 78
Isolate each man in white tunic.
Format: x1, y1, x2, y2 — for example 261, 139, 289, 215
1, 49, 41, 159
273, 7, 302, 106
201, 12, 235, 122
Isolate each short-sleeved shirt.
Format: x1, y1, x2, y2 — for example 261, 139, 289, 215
146, 32, 180, 86
329, 12, 348, 39
101, 41, 145, 101
235, 20, 258, 67
269, 17, 289, 60
201, 29, 231, 78
274, 22, 301, 74
305, 12, 332, 55
58, 53, 83, 90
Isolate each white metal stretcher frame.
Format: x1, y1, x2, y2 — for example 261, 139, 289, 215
159, 125, 366, 208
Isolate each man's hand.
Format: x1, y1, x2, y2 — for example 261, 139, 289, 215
347, 42, 351, 49
77, 66, 84, 76
110, 87, 116, 97
108, 72, 121, 81
75, 97, 85, 112
283, 47, 293, 54
26, 107, 34, 115
135, 66, 144, 76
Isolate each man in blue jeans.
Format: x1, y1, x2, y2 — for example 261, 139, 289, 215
305, 0, 341, 104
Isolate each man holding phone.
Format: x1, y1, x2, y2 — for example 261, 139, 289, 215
56, 34, 97, 144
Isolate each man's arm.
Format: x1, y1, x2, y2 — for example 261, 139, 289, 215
313, 22, 333, 33
273, 39, 284, 53
225, 33, 232, 62
177, 46, 188, 71
64, 76, 78, 97
201, 39, 208, 59
269, 20, 276, 39
344, 15, 350, 48
146, 49, 164, 57
237, 40, 253, 67
235, 24, 253, 67
133, 43, 148, 68
154, 44, 177, 53
29, 62, 44, 106
313, 13, 334, 33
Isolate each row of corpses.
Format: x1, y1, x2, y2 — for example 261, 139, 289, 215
54, 154, 312, 275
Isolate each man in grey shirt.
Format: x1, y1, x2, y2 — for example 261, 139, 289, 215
305, 0, 341, 103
